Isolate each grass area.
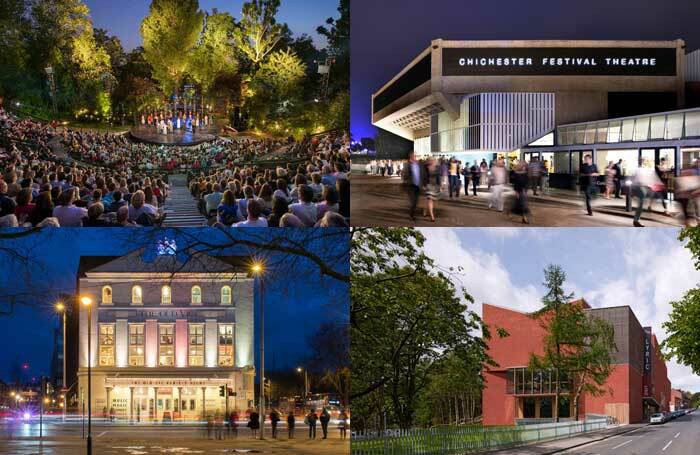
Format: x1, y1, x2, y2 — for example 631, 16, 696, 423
61, 120, 130, 133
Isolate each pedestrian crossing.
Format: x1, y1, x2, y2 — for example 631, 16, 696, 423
162, 174, 209, 227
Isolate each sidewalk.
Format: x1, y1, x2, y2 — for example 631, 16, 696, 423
483, 424, 647, 455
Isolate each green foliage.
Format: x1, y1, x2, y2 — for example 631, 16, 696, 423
189, 12, 238, 97
140, 0, 204, 94
662, 287, 700, 375
233, 0, 285, 66
350, 228, 492, 431
529, 265, 616, 421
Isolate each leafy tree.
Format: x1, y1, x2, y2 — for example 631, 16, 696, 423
233, 0, 285, 67
351, 228, 492, 430
316, 0, 348, 93
256, 49, 305, 96
140, 0, 204, 94
189, 11, 238, 102
529, 265, 616, 421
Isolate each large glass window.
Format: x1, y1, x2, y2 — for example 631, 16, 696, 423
659, 148, 675, 172
188, 324, 204, 366
558, 396, 571, 418
607, 121, 621, 143
99, 324, 115, 366
641, 149, 655, 168
218, 324, 234, 366
686, 111, 700, 137
584, 124, 596, 144
666, 113, 684, 139
191, 286, 202, 305
621, 119, 635, 141
558, 127, 573, 146
159, 325, 174, 366
595, 123, 608, 143
132, 286, 142, 305
682, 147, 700, 168
523, 397, 536, 418
161, 285, 172, 305
650, 116, 666, 139
596, 150, 639, 178
574, 125, 585, 144
634, 117, 650, 142
552, 152, 569, 174
102, 286, 112, 305
221, 286, 232, 305
128, 324, 144, 366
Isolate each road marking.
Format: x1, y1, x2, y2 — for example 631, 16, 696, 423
674, 432, 681, 438
662, 440, 673, 451
611, 440, 633, 450
97, 431, 107, 438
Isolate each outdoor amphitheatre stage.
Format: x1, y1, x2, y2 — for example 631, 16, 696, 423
130, 125, 218, 146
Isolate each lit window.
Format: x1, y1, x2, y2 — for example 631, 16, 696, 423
188, 324, 204, 366
191, 286, 202, 305
99, 324, 115, 366
101, 286, 112, 305
132, 286, 142, 305
218, 324, 234, 366
159, 325, 174, 366
161, 285, 172, 305
221, 286, 232, 305
128, 324, 144, 366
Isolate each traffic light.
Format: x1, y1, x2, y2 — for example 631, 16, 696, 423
219, 385, 225, 397
228, 388, 235, 396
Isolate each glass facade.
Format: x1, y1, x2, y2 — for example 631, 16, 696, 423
102, 286, 112, 305
132, 285, 142, 305
161, 285, 171, 305
221, 286, 232, 305
188, 324, 204, 366
191, 286, 202, 305
158, 325, 174, 366
557, 108, 700, 146
506, 367, 571, 395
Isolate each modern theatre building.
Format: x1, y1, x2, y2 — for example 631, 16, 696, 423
75, 247, 255, 421
372, 39, 700, 188
482, 301, 671, 425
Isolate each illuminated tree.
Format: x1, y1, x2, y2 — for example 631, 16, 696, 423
256, 49, 305, 96
234, 0, 285, 66
140, 0, 204, 94
189, 11, 238, 100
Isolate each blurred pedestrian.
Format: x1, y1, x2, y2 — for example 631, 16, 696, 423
306, 409, 318, 439
604, 161, 615, 199
423, 157, 440, 222
580, 154, 599, 216
339, 409, 349, 439
511, 161, 530, 224
270, 408, 280, 438
248, 409, 260, 438
402, 152, 422, 221
320, 408, 331, 439
488, 158, 507, 212
470, 160, 480, 196
287, 411, 296, 439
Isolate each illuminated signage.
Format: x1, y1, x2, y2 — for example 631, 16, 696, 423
643, 329, 652, 373
106, 378, 229, 387
442, 47, 676, 76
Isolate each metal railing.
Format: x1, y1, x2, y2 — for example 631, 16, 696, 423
351, 417, 608, 455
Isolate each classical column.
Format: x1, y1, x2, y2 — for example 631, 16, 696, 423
201, 387, 206, 420
128, 387, 133, 423
149, 387, 155, 421
106, 387, 112, 420
177, 387, 183, 421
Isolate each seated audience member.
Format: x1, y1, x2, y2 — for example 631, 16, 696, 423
0, 181, 17, 218
289, 185, 317, 227
279, 213, 305, 227
29, 191, 54, 226
315, 186, 339, 220
128, 190, 159, 225
204, 183, 223, 216
315, 211, 349, 227
52, 188, 88, 227
233, 198, 268, 227
14, 188, 36, 224
217, 190, 240, 225
116, 206, 138, 227
83, 202, 119, 227
266, 196, 289, 228
109, 191, 127, 213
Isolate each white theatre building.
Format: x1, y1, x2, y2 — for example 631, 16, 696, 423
76, 247, 255, 421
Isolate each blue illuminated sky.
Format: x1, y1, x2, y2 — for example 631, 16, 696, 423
350, 0, 700, 140
0, 228, 348, 382
85, 0, 339, 51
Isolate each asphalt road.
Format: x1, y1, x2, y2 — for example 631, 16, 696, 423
563, 412, 700, 455
0, 420, 349, 454
351, 175, 683, 227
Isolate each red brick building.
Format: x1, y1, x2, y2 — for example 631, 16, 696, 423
482, 300, 671, 425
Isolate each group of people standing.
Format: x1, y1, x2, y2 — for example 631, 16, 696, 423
141, 110, 211, 135
204, 407, 348, 440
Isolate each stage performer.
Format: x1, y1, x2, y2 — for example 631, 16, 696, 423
141, 114, 145, 126
147, 113, 153, 126
176, 113, 181, 129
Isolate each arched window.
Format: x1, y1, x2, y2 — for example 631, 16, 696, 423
161, 285, 172, 305
131, 286, 142, 305
101, 286, 113, 305
191, 286, 202, 305
221, 286, 232, 305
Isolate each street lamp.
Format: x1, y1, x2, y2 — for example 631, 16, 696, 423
55, 302, 67, 422
81, 296, 93, 455
296, 367, 309, 398
250, 261, 265, 440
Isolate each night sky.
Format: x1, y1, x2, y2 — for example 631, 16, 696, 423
350, 0, 700, 140
84, 0, 339, 51
0, 229, 348, 383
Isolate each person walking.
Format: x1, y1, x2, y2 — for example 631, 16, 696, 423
488, 158, 507, 212
423, 157, 440, 222
287, 411, 296, 439
511, 161, 530, 224
306, 409, 318, 439
402, 152, 422, 221
230, 411, 239, 438
448, 158, 460, 199
604, 161, 615, 199
270, 409, 280, 439
580, 154, 599, 216
338, 410, 349, 440
613, 159, 623, 198
319, 408, 331, 440
248, 409, 260, 438
632, 158, 663, 227
527, 157, 542, 195
470, 160, 480, 196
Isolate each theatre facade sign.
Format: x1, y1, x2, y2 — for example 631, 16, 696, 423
442, 47, 677, 76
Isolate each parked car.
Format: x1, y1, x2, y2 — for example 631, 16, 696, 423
650, 413, 665, 424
